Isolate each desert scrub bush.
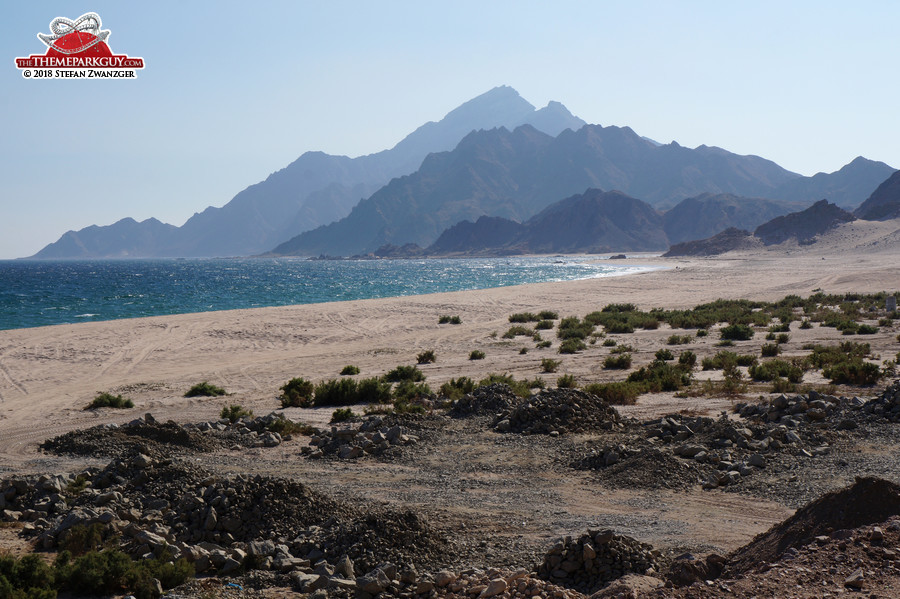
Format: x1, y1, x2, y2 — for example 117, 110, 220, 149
340, 365, 360, 376
800, 319, 813, 329
558, 338, 586, 354
477, 373, 531, 398
749, 359, 803, 383
719, 323, 754, 341
678, 350, 697, 368
823, 359, 882, 386
383, 365, 426, 382
765, 332, 776, 341
439, 377, 475, 401
583, 381, 642, 405
776, 333, 790, 344
313, 378, 359, 406
220, 404, 253, 423
556, 374, 577, 389
760, 343, 781, 357
280, 377, 314, 408
416, 350, 436, 364
266, 414, 318, 437
393, 380, 433, 402
0, 553, 54, 598
330, 407, 355, 423
538, 310, 559, 320
469, 350, 486, 360
503, 325, 533, 339
771, 377, 796, 394
357, 377, 393, 404
806, 342, 871, 368
86, 392, 133, 410
557, 316, 595, 340
509, 312, 539, 323
58, 523, 110, 555
519, 347, 528, 354
438, 315, 462, 324
701, 351, 757, 370
626, 360, 693, 392
53, 547, 193, 599
535, 319, 555, 330
604, 353, 632, 369
392, 397, 427, 415
696, 329, 708, 337
611, 344, 633, 354
856, 324, 879, 334
768, 323, 791, 333
536, 340, 552, 349
602, 338, 617, 347
184, 381, 225, 397
667, 334, 692, 345
655, 348, 674, 361
541, 358, 561, 373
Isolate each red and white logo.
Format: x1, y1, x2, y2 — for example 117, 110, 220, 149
15, 12, 144, 79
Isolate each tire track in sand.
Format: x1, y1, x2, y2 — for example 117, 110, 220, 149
0, 354, 28, 399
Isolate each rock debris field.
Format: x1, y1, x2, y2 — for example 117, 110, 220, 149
4, 381, 900, 597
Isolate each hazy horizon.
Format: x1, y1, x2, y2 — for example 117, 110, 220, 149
3, 1, 898, 259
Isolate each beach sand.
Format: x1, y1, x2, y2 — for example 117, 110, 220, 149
0, 218, 898, 472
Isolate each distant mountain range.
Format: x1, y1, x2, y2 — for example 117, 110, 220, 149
30, 86, 585, 259
665, 200, 858, 257
854, 170, 900, 220
29, 86, 896, 259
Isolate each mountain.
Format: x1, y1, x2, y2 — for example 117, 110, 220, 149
29, 86, 585, 259
662, 193, 802, 245
31, 218, 178, 259
854, 170, 900, 220
270, 124, 810, 257
754, 199, 856, 245
663, 228, 759, 257
427, 216, 524, 255
770, 157, 896, 209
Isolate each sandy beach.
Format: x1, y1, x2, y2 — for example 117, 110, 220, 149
0, 219, 898, 473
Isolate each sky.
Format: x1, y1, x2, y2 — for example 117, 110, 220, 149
2, 1, 898, 259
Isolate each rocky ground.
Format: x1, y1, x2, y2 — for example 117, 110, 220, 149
3, 381, 900, 597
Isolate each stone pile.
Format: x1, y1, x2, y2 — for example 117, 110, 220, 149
426, 567, 584, 598
736, 391, 860, 430
494, 389, 620, 435
536, 530, 664, 594
863, 379, 900, 422
301, 416, 419, 459
450, 384, 521, 418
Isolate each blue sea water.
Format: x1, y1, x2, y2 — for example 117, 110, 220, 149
0, 257, 662, 331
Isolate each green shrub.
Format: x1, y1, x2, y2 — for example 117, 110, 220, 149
611, 344, 633, 354
477, 373, 532, 398
557, 316, 595, 340
800, 319, 813, 329
535, 319, 555, 330
503, 325, 533, 339
450, 315, 462, 324
438, 315, 461, 324
439, 377, 475, 401
749, 359, 803, 383
509, 312, 538, 323
716, 340, 735, 347
393, 380, 433, 402
823, 359, 882, 385
519, 347, 528, 355
538, 310, 559, 320
532, 332, 543, 342
313, 378, 359, 406
806, 342, 871, 368
469, 350, 485, 360
340, 365, 360, 376
266, 414, 318, 437
416, 350, 436, 364
769, 323, 790, 333
86, 392, 133, 410
541, 358, 561, 373
392, 397, 427, 414
556, 374, 577, 389
765, 332, 776, 341
559, 338, 586, 354
602, 338, 617, 347
655, 349, 674, 361
857, 324, 879, 334
280, 377, 315, 408
776, 333, 790, 344
184, 381, 225, 397
696, 329, 708, 337
678, 351, 697, 368
536, 340, 552, 349
626, 360, 692, 392
667, 334, 692, 345
701, 351, 757, 370
383, 365, 425, 382
221, 404, 253, 423
878, 317, 894, 327
357, 377, 393, 404
761, 343, 781, 357
604, 353, 632, 369
583, 381, 642, 405
771, 377, 796, 393
331, 408, 355, 423
720, 324, 754, 341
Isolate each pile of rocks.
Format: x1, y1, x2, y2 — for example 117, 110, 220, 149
863, 379, 900, 422
426, 567, 584, 598
574, 446, 712, 492
301, 416, 419, 459
736, 391, 860, 431
450, 384, 521, 418
536, 530, 664, 594
494, 389, 620, 435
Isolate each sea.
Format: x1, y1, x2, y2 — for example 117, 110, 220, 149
0, 256, 663, 331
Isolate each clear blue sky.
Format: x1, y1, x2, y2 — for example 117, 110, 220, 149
3, 1, 898, 259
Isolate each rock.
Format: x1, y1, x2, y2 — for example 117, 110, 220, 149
357, 569, 390, 594
748, 453, 766, 468
435, 570, 456, 587
844, 568, 865, 589
480, 578, 507, 597
335, 555, 355, 579
871, 526, 885, 544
